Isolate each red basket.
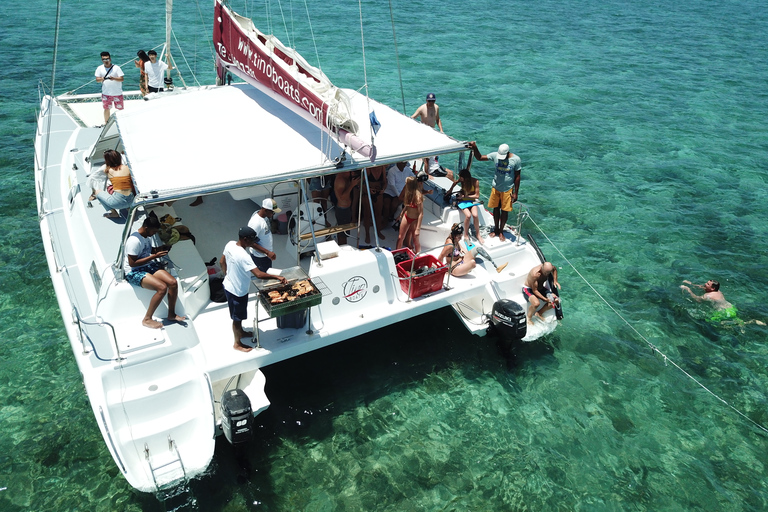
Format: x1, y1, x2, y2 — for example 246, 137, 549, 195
396, 254, 448, 298
391, 247, 416, 267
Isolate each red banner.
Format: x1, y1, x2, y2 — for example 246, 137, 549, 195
213, 0, 331, 129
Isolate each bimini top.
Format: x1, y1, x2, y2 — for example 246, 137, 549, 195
111, 83, 465, 200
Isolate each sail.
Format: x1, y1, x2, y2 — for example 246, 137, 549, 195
213, 0, 360, 138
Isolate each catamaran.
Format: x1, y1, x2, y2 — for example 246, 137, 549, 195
34, 0, 560, 493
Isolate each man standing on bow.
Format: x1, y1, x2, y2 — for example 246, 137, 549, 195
470, 141, 521, 241
95, 52, 125, 124
411, 92, 443, 132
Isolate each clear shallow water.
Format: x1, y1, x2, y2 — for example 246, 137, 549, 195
1, 0, 767, 510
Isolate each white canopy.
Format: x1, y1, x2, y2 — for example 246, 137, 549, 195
113, 83, 466, 200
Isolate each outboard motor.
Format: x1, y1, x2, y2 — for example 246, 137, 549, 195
221, 389, 253, 444
489, 299, 527, 366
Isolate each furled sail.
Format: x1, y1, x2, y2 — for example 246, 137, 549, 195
213, 0, 375, 160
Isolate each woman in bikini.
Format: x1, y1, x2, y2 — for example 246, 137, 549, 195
438, 223, 477, 277
361, 165, 387, 244
135, 50, 150, 97
396, 176, 423, 253
445, 167, 483, 244
90, 149, 136, 218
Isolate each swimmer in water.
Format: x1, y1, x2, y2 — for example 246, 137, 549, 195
680, 279, 765, 326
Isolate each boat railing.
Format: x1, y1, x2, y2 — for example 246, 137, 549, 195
72, 305, 125, 362
511, 202, 530, 246
395, 242, 457, 302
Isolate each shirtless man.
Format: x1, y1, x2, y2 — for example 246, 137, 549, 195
411, 92, 443, 131
523, 262, 560, 325
333, 171, 361, 245
681, 279, 765, 325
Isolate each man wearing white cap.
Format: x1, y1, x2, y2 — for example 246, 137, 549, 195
470, 141, 521, 242
247, 198, 282, 272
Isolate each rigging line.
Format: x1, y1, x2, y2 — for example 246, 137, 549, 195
301, 0, 321, 69
387, 0, 407, 115
43, 0, 63, 177
358, 0, 375, 144
194, 0, 216, 62
525, 215, 768, 436
172, 30, 200, 87
65, 45, 167, 96
275, 0, 293, 49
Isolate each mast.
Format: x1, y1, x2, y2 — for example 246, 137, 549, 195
165, 0, 173, 87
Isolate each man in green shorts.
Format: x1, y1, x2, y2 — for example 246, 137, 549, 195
680, 279, 765, 325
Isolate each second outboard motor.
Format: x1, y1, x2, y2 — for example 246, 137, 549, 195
489, 299, 527, 366
221, 389, 253, 444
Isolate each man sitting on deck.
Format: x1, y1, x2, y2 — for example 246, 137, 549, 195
523, 262, 561, 325
124, 215, 186, 329
221, 227, 287, 352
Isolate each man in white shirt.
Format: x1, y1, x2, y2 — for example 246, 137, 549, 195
383, 161, 415, 221
123, 215, 185, 329
94, 51, 125, 124
247, 198, 281, 272
144, 50, 170, 93
220, 227, 287, 352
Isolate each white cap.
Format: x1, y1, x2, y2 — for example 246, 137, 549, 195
497, 144, 510, 158
261, 198, 281, 213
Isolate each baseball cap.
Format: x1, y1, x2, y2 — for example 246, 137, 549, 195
238, 226, 259, 241
261, 198, 282, 213
426, 93, 436, 102
497, 144, 510, 158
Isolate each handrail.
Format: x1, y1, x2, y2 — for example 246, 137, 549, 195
100, 406, 127, 473
72, 305, 124, 362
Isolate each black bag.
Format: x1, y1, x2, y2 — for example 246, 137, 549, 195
209, 276, 227, 303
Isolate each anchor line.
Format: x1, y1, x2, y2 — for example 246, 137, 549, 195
525, 215, 768, 436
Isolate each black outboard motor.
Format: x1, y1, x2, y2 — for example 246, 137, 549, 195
221, 389, 253, 444
489, 299, 527, 366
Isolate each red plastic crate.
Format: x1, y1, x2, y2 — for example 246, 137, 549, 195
391, 247, 416, 267
396, 254, 448, 298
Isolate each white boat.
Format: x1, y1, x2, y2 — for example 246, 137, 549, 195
34, 0, 559, 493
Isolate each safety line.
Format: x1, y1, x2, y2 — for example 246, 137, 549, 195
526, 215, 768, 436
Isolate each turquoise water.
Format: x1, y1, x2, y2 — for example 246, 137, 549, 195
2, 0, 767, 510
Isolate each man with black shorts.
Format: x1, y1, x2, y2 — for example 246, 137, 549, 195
220, 227, 287, 352
470, 141, 521, 241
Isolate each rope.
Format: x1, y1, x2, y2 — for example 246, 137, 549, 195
302, 0, 322, 69
357, 0, 376, 146
42, 0, 63, 184
171, 30, 198, 87
525, 215, 768, 435
194, 0, 216, 62
387, 0, 407, 115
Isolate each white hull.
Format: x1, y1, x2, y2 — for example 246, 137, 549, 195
35, 74, 556, 496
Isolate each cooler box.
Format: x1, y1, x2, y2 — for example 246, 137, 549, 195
396, 254, 447, 299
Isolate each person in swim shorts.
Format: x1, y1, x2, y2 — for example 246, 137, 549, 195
680, 279, 765, 325
470, 141, 521, 242
95, 52, 125, 124
124, 215, 186, 329
523, 262, 560, 325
